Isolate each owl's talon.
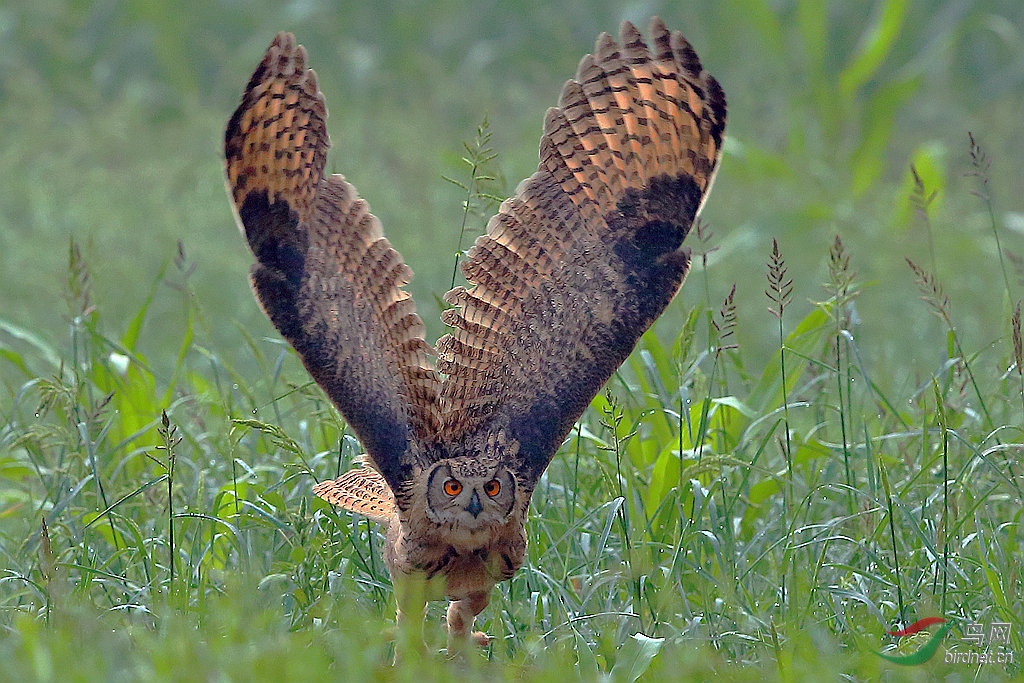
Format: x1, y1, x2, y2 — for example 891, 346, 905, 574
443, 632, 491, 659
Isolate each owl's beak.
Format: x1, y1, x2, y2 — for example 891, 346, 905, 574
465, 490, 483, 518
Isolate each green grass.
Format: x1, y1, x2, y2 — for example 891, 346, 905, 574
2, 1, 1024, 680
2, 163, 1022, 679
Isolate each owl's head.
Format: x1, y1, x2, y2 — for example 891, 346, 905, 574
423, 459, 517, 532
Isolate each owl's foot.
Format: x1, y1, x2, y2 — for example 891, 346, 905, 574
445, 593, 491, 656
445, 630, 492, 658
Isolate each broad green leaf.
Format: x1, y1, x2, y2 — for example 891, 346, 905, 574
797, 0, 830, 138
82, 512, 127, 549
647, 445, 689, 509
730, 0, 786, 57
749, 477, 782, 507
0, 348, 31, 376
839, 0, 910, 99
895, 141, 947, 226
610, 633, 664, 682
120, 263, 165, 352
0, 317, 60, 369
712, 396, 756, 418
851, 76, 921, 195
162, 307, 196, 406
741, 476, 783, 537
747, 307, 831, 414
792, 438, 831, 467
572, 627, 600, 679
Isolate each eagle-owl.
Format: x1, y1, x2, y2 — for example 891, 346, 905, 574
224, 18, 726, 653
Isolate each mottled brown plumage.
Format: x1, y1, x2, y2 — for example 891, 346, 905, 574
313, 458, 396, 523
224, 18, 726, 654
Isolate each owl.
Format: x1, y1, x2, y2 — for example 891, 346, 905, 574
224, 17, 726, 653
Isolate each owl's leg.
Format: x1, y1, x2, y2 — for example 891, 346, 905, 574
393, 573, 428, 663
445, 591, 492, 654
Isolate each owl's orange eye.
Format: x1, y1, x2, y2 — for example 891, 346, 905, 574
443, 479, 463, 496
483, 479, 501, 497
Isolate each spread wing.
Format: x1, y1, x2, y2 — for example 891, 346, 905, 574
436, 18, 727, 488
313, 461, 396, 523
225, 32, 440, 494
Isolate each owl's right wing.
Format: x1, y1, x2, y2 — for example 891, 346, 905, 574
313, 462, 396, 524
436, 19, 726, 490
225, 33, 440, 494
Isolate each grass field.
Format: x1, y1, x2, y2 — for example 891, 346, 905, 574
2, 1, 1023, 680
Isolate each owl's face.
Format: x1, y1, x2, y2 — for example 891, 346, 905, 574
423, 460, 517, 531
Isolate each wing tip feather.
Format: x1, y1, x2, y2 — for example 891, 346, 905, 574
439, 18, 727, 455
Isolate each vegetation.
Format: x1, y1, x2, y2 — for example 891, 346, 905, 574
1, 1, 1022, 680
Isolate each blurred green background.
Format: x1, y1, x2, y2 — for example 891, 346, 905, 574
2, 0, 1022, 388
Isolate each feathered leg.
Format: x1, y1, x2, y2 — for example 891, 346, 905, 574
392, 573, 428, 664
445, 591, 492, 655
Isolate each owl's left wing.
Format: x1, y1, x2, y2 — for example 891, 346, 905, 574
225, 33, 441, 494
436, 19, 726, 489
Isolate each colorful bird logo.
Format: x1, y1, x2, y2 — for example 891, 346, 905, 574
876, 617, 951, 666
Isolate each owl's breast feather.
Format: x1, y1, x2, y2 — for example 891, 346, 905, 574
386, 514, 526, 601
